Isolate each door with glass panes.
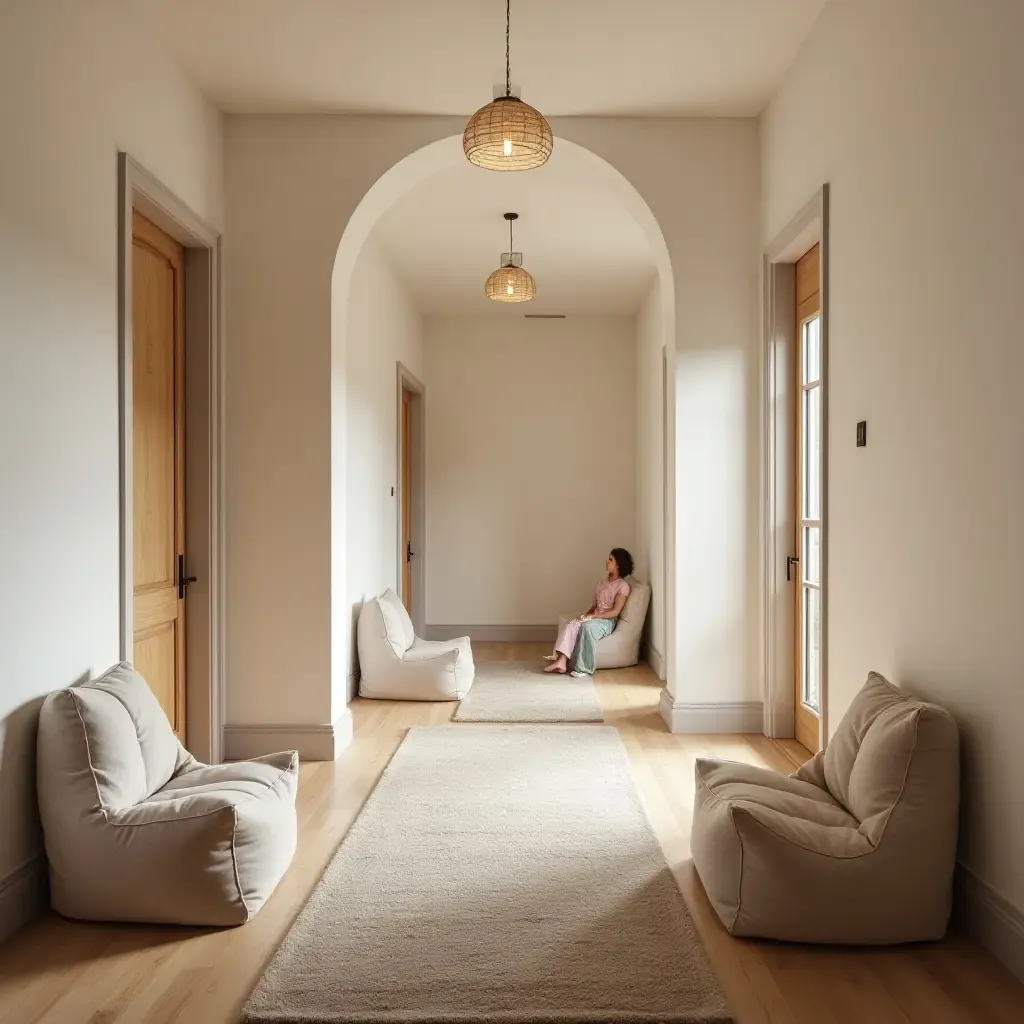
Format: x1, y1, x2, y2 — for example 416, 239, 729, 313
793, 243, 822, 753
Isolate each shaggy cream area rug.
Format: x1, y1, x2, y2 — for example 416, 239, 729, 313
243, 726, 731, 1024
453, 661, 604, 723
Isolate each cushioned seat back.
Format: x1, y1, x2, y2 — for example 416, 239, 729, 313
617, 578, 651, 632
823, 672, 959, 845
38, 662, 187, 817
376, 589, 416, 656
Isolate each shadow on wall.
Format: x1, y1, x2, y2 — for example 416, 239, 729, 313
0, 670, 92, 940
0, 697, 48, 938
349, 599, 363, 700
1, 697, 47, 865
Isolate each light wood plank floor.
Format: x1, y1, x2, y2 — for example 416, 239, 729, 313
1, 644, 1021, 1023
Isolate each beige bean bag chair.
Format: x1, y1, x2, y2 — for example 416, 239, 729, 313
358, 589, 474, 700
557, 577, 652, 670
691, 672, 959, 943
37, 662, 298, 926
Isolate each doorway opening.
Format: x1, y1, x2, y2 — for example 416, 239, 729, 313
331, 134, 675, 709
118, 154, 224, 764
762, 185, 829, 754
396, 364, 425, 632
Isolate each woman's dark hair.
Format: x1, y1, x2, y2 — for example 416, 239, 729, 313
610, 548, 634, 579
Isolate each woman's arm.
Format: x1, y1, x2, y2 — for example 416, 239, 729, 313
583, 592, 628, 621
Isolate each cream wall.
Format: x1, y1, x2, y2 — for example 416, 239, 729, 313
423, 315, 637, 628
0, 1, 223, 920
635, 282, 666, 673
762, 0, 1024, 920
344, 236, 424, 695
224, 118, 456, 733
223, 115, 761, 735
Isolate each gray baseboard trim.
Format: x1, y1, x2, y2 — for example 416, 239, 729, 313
659, 689, 764, 734
642, 639, 666, 681
0, 855, 48, 942
223, 707, 354, 762
955, 863, 1024, 982
423, 624, 557, 643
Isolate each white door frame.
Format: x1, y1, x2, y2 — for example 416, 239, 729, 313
396, 363, 426, 634
117, 153, 226, 765
761, 184, 830, 746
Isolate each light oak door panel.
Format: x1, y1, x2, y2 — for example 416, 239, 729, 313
133, 624, 178, 724
132, 210, 186, 741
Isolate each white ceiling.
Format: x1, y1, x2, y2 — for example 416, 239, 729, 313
123, 0, 826, 117
371, 145, 657, 316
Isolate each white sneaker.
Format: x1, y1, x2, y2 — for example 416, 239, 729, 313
543, 654, 557, 661
570, 671, 587, 678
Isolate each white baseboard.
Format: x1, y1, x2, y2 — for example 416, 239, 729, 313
0, 856, 47, 942
642, 639, 666, 681
423, 624, 557, 643
955, 863, 1024, 982
223, 707, 354, 762
659, 689, 764, 734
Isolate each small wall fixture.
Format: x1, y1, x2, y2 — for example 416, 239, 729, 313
463, 0, 552, 172
485, 213, 536, 303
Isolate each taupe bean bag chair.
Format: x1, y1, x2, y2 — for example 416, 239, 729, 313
557, 577, 652, 670
37, 662, 298, 926
358, 589, 474, 700
691, 672, 959, 943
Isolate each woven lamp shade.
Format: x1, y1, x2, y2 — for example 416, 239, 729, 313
485, 263, 537, 303
463, 96, 553, 171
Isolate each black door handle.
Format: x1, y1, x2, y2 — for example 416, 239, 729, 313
786, 555, 800, 582
177, 554, 197, 599
406, 541, 415, 563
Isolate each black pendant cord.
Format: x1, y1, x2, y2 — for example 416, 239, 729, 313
505, 0, 512, 98
509, 215, 514, 252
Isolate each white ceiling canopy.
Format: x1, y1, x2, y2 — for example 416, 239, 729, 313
371, 144, 657, 316
122, 0, 826, 117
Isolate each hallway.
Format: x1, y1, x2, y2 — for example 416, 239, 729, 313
1, 646, 1020, 1024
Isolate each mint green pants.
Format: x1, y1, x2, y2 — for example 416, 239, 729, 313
572, 617, 616, 675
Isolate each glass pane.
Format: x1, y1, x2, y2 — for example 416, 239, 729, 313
803, 526, 820, 585
803, 586, 821, 712
803, 315, 821, 384
802, 384, 821, 520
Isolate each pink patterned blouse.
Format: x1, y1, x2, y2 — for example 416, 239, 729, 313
595, 577, 631, 613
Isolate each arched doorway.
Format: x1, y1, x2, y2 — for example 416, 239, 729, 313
329, 134, 677, 717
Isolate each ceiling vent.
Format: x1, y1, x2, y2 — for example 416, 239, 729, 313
524, 314, 566, 319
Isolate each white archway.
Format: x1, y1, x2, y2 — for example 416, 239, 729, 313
329, 134, 677, 713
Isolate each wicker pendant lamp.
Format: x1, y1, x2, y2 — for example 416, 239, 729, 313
463, 0, 552, 172
485, 213, 536, 303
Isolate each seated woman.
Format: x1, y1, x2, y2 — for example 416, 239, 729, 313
544, 548, 633, 677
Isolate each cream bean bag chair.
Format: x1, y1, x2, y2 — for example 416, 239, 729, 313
37, 662, 298, 926
358, 589, 474, 700
557, 577, 652, 670
691, 672, 959, 944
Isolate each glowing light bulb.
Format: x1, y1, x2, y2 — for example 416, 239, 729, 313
506, 280, 515, 295
503, 139, 513, 157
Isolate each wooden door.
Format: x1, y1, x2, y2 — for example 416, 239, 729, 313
794, 243, 822, 753
400, 388, 413, 613
132, 211, 187, 741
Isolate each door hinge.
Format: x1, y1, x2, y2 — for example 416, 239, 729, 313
406, 541, 415, 563
177, 554, 198, 599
